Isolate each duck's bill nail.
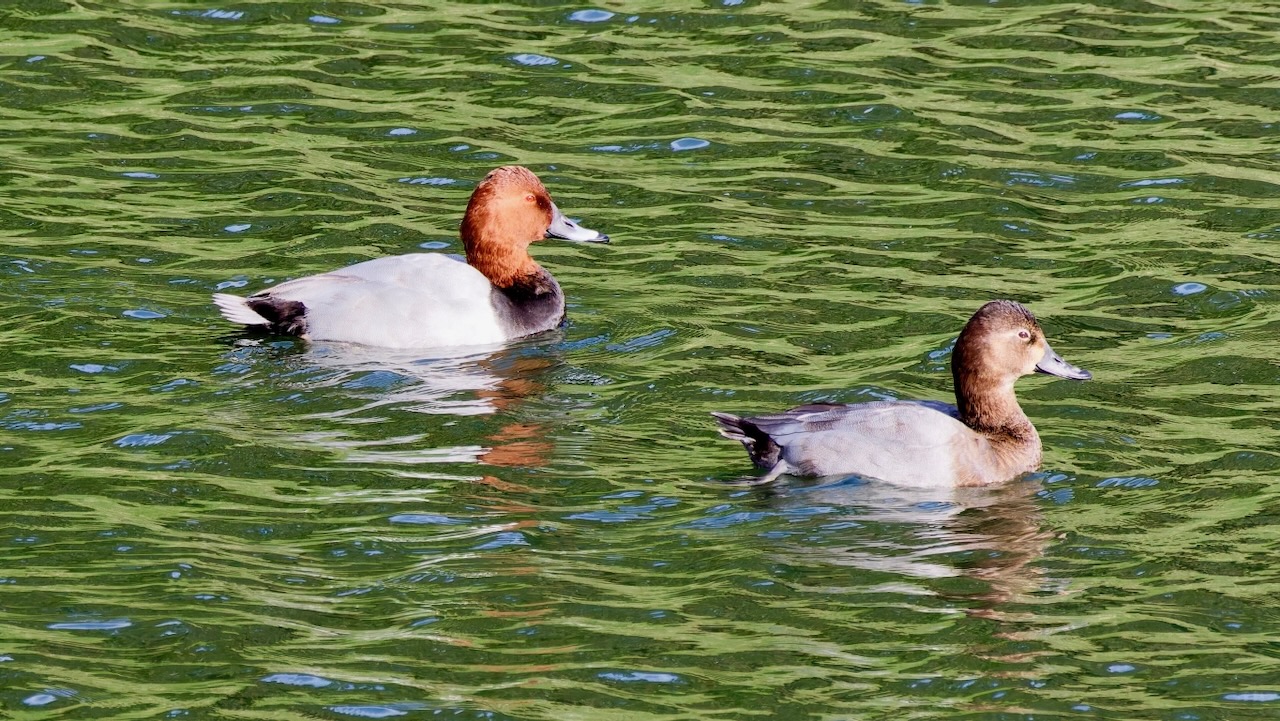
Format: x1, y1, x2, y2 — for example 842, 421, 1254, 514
1035, 341, 1092, 380
546, 203, 609, 243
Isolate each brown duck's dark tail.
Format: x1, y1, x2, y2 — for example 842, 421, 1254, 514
711, 412, 782, 470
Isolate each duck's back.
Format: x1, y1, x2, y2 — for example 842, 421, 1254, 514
717, 400, 1018, 487
254, 253, 507, 348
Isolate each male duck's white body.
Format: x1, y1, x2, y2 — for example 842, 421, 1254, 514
217, 254, 508, 348
213, 166, 607, 350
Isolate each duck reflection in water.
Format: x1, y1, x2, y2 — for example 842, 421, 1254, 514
752, 475, 1057, 612
228, 339, 560, 477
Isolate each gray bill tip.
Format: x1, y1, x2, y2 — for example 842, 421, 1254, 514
1035, 342, 1092, 381
546, 203, 609, 243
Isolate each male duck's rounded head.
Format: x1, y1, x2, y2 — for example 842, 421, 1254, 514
952, 300, 1091, 386
460, 166, 607, 287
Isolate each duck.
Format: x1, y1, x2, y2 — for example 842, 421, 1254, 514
213, 165, 608, 349
712, 300, 1091, 487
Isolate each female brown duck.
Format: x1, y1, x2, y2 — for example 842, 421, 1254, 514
712, 300, 1091, 487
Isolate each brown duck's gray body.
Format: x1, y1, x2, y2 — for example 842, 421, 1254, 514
713, 400, 1039, 488
713, 300, 1091, 488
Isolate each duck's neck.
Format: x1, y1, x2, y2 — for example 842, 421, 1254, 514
465, 242, 542, 289
954, 372, 1038, 444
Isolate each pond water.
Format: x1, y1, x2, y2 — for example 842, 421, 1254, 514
3, 0, 1280, 718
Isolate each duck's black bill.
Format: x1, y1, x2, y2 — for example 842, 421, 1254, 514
547, 203, 609, 243
1035, 341, 1092, 380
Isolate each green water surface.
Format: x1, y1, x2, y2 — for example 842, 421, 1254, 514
3, 0, 1280, 718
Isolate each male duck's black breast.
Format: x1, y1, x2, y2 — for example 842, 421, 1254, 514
491, 269, 566, 339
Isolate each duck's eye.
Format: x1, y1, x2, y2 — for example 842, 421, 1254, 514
524, 193, 536, 203
1018, 329, 1031, 340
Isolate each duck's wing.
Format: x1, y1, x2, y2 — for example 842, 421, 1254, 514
742, 401, 958, 438
713, 402, 927, 466
264, 254, 479, 297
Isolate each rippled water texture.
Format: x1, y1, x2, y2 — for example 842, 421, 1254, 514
3, 0, 1280, 718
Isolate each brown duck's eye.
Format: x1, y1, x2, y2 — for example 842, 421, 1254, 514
1018, 329, 1031, 340
524, 193, 536, 203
